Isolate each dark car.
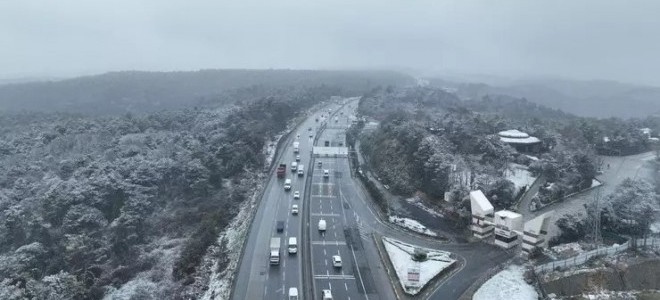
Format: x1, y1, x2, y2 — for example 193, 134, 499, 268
276, 221, 285, 233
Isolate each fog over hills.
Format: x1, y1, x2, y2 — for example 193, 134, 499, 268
0, 69, 412, 115
429, 77, 660, 119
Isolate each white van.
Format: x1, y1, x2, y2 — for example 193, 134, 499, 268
284, 179, 292, 190
297, 165, 304, 177
288, 237, 298, 254
318, 219, 327, 231
289, 287, 299, 300
291, 161, 298, 172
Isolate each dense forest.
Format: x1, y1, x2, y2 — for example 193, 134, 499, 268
0, 69, 413, 115
0, 69, 390, 299
357, 86, 659, 218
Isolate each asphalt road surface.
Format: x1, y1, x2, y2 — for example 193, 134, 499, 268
232, 101, 343, 300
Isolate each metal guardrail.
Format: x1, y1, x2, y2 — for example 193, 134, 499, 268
534, 238, 660, 273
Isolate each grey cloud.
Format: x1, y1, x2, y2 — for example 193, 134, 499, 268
1, 0, 659, 85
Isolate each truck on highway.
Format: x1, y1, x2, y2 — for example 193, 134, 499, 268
269, 237, 281, 265
277, 163, 287, 178
293, 141, 300, 153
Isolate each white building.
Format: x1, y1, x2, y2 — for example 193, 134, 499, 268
470, 190, 494, 239
498, 129, 542, 153
522, 212, 553, 255
494, 210, 523, 249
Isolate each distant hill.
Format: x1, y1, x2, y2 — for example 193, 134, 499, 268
428, 77, 660, 119
0, 69, 413, 115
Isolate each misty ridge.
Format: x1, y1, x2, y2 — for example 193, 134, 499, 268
429, 76, 660, 119
0, 69, 411, 115
1, 69, 658, 119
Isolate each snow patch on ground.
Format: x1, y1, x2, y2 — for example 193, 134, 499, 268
473, 265, 538, 300
505, 164, 536, 194
591, 178, 602, 188
405, 197, 444, 218
382, 237, 455, 295
263, 134, 283, 167
651, 222, 660, 234
389, 215, 438, 236
201, 180, 264, 300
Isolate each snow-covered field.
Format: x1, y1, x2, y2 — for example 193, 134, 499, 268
382, 237, 455, 295
505, 164, 536, 194
473, 265, 538, 300
388, 215, 438, 236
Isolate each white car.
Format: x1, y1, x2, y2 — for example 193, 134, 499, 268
293, 191, 300, 199
296, 155, 300, 161
323, 169, 330, 178
332, 255, 342, 268
291, 204, 299, 215
322, 289, 333, 300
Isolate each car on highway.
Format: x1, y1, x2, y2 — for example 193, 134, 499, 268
293, 191, 300, 199
295, 155, 300, 161
276, 221, 284, 233
291, 204, 299, 215
318, 161, 322, 167
288, 287, 299, 300
322, 289, 333, 300
332, 255, 342, 268
284, 179, 292, 190
323, 169, 329, 178
318, 219, 326, 231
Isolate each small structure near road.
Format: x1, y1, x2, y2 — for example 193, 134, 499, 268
470, 190, 495, 239
469, 189, 552, 253
522, 211, 553, 255
494, 210, 523, 249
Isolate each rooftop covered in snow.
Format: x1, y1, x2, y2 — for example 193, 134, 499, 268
498, 130, 541, 145
470, 190, 494, 217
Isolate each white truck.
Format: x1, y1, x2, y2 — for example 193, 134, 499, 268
297, 165, 304, 177
270, 237, 281, 265
293, 141, 300, 153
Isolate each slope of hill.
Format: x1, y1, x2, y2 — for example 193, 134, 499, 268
0, 69, 412, 115
429, 77, 660, 118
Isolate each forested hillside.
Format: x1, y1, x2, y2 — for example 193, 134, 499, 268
0, 69, 412, 114
0, 85, 338, 299
358, 86, 660, 225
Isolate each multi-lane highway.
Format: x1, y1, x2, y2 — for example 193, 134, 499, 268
231, 101, 340, 300
233, 97, 511, 300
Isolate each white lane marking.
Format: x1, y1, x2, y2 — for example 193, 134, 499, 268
345, 282, 348, 291
313, 275, 356, 280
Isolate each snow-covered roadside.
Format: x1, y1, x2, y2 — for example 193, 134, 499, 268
201, 180, 263, 300
388, 215, 438, 237
405, 196, 443, 218
382, 237, 455, 295
473, 265, 538, 300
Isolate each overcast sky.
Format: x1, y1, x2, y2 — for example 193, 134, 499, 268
1, 0, 659, 85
